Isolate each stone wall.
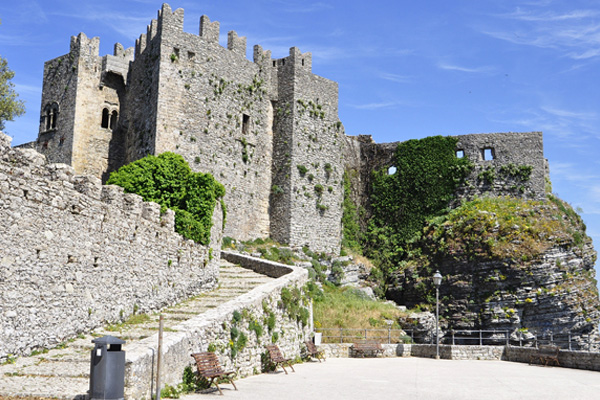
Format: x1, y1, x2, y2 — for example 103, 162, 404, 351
124, 253, 310, 399
0, 132, 223, 359
343, 131, 548, 227
319, 343, 600, 371
454, 132, 547, 202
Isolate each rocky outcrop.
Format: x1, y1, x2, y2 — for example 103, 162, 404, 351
387, 196, 600, 349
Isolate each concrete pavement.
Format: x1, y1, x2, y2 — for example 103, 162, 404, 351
181, 357, 600, 400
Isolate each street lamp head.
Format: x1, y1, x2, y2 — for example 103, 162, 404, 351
433, 270, 442, 287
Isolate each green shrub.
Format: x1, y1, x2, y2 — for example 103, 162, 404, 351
107, 152, 225, 245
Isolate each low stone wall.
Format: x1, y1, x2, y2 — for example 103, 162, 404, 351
319, 344, 502, 360
505, 346, 600, 371
0, 133, 223, 359
124, 254, 310, 399
320, 342, 600, 371
222, 251, 294, 278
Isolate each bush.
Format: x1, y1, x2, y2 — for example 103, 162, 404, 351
107, 152, 225, 245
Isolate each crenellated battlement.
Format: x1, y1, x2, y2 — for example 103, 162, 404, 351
271, 47, 313, 72
227, 30, 247, 56
69, 32, 100, 59
199, 15, 220, 43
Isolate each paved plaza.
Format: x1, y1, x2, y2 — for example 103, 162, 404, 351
182, 357, 600, 400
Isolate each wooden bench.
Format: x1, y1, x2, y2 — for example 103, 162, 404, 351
265, 344, 295, 374
351, 342, 384, 358
529, 344, 560, 367
304, 340, 325, 362
191, 352, 237, 395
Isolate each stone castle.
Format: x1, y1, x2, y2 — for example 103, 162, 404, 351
23, 3, 547, 254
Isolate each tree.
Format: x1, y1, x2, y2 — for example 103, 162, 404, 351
0, 21, 26, 131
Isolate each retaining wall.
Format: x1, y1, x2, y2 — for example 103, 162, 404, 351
124, 253, 310, 399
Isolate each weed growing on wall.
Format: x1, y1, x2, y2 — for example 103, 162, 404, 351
107, 152, 225, 245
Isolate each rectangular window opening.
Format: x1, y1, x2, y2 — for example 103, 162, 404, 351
456, 149, 465, 159
483, 148, 495, 160
242, 114, 250, 135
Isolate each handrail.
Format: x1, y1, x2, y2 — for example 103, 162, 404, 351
315, 327, 600, 352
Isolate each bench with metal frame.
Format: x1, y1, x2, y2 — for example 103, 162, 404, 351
529, 344, 560, 367
351, 341, 384, 357
304, 340, 325, 362
190, 352, 237, 395
265, 344, 295, 374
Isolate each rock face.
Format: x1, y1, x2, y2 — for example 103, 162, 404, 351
387, 196, 600, 349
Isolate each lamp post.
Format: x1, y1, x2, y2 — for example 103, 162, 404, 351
433, 270, 442, 359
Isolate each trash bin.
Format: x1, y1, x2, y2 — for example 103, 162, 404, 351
89, 335, 126, 400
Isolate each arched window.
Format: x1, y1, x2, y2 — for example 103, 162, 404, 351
101, 108, 109, 128
51, 103, 58, 129
41, 102, 59, 131
110, 110, 118, 130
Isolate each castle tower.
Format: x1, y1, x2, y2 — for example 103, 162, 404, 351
269, 47, 343, 253
123, 4, 275, 241
36, 33, 132, 180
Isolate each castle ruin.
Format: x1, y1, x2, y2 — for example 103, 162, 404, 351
24, 3, 547, 254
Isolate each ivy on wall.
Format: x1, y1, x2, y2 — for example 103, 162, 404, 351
364, 136, 473, 274
107, 152, 225, 245
341, 170, 361, 253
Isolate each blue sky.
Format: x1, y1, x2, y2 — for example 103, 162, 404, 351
2, 0, 600, 272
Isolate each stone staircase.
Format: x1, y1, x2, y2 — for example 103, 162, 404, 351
0, 261, 274, 399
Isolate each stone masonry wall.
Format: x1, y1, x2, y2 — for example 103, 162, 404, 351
319, 343, 600, 371
343, 131, 547, 228
0, 132, 223, 359
124, 253, 310, 399
270, 47, 343, 253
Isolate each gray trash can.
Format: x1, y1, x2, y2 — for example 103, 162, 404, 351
89, 335, 126, 400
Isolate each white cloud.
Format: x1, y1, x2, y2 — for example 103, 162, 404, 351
541, 106, 596, 120
437, 63, 494, 74
14, 83, 42, 96
379, 72, 413, 84
506, 9, 600, 22
482, 7, 600, 60
350, 101, 399, 110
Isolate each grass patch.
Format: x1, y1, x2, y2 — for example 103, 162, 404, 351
313, 285, 407, 337
105, 313, 151, 332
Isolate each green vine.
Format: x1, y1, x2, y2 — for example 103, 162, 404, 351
365, 136, 472, 275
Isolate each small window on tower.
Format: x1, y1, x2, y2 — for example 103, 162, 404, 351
110, 111, 118, 130
242, 114, 250, 135
101, 108, 109, 128
456, 149, 465, 158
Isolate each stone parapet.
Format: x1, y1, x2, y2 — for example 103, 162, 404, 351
124, 256, 310, 399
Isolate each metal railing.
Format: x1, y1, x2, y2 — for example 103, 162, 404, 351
316, 328, 414, 344
315, 327, 600, 352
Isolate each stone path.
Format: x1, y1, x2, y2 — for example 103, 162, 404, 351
0, 261, 274, 400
